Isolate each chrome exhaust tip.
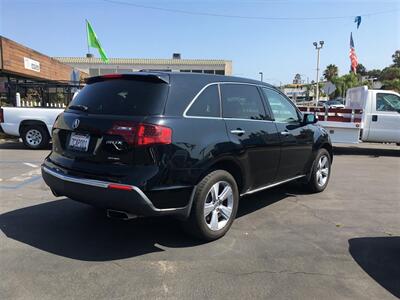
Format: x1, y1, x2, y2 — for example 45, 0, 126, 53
106, 209, 137, 220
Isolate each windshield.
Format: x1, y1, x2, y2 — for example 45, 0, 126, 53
67, 79, 168, 115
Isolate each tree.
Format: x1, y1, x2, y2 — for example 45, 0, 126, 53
366, 69, 381, 79
331, 73, 362, 98
392, 50, 400, 67
379, 67, 400, 81
323, 64, 338, 81
293, 73, 302, 84
382, 79, 400, 92
356, 64, 367, 76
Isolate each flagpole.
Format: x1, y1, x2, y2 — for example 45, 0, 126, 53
85, 19, 92, 77
85, 19, 90, 56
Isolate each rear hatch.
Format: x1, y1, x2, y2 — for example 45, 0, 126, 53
49, 73, 171, 177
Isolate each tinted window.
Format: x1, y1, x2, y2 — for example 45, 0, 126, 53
262, 88, 300, 123
68, 79, 168, 115
376, 93, 400, 112
186, 85, 220, 117
221, 84, 266, 120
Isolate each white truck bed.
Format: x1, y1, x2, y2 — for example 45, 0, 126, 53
298, 106, 363, 144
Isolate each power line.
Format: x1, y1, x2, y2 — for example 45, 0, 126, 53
102, 0, 399, 21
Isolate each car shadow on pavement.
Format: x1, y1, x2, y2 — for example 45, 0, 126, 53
349, 237, 400, 298
0, 186, 297, 261
334, 146, 400, 157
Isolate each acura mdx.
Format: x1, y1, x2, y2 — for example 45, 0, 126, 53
42, 72, 332, 240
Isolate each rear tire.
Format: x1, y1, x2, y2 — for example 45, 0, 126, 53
183, 170, 239, 241
303, 148, 331, 193
21, 125, 50, 149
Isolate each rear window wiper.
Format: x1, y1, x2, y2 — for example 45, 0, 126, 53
68, 105, 88, 112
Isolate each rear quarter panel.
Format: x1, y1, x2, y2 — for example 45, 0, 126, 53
145, 116, 232, 186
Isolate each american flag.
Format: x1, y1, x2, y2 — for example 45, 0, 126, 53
349, 32, 358, 73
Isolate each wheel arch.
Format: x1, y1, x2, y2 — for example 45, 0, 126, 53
320, 142, 333, 162
200, 158, 246, 194
19, 120, 50, 136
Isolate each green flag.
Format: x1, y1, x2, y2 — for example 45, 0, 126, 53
86, 20, 109, 63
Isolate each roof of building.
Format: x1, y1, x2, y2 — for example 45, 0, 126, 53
54, 57, 231, 66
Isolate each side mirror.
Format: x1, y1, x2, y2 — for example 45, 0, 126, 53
303, 113, 317, 124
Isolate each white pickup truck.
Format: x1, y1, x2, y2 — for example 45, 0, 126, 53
0, 107, 64, 149
299, 86, 400, 145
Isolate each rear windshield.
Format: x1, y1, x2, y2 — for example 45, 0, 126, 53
68, 79, 168, 115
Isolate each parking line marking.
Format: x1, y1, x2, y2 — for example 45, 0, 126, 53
0, 175, 42, 189
7, 169, 41, 182
24, 162, 38, 168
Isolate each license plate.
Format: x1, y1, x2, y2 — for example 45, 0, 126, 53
69, 133, 90, 152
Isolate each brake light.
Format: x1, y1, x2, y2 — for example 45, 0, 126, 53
101, 74, 123, 79
0, 108, 3, 123
107, 122, 172, 146
136, 123, 172, 146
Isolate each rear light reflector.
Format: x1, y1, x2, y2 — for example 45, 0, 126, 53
107, 122, 172, 146
107, 183, 133, 191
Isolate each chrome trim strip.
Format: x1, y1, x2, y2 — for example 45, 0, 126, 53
43, 166, 109, 188
223, 117, 273, 123
240, 175, 306, 196
42, 166, 178, 212
183, 82, 220, 118
183, 81, 272, 120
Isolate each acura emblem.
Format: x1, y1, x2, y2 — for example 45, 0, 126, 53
72, 119, 80, 129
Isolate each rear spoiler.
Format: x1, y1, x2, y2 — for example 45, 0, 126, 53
86, 73, 170, 84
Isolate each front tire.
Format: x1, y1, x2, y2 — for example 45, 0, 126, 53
21, 125, 50, 149
303, 148, 331, 193
184, 170, 239, 241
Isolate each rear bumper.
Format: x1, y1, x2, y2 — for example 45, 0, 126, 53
41, 165, 195, 219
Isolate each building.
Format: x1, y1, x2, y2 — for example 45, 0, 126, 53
283, 84, 315, 103
0, 36, 87, 107
54, 55, 232, 77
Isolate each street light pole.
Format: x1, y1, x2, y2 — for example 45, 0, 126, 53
313, 41, 324, 107
259, 72, 263, 82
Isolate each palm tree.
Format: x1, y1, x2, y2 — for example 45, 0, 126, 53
323, 64, 339, 81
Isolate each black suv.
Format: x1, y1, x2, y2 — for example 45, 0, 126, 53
42, 72, 332, 240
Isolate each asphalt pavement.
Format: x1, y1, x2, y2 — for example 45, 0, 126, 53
0, 141, 399, 299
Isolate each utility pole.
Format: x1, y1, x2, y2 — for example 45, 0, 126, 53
259, 72, 263, 82
313, 41, 324, 106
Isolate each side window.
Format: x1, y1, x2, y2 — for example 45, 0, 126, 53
262, 88, 300, 123
376, 93, 400, 112
186, 85, 220, 117
221, 84, 266, 120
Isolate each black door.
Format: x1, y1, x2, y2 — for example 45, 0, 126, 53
220, 83, 280, 190
261, 87, 314, 181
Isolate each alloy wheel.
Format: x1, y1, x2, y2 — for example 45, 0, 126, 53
203, 181, 234, 231
316, 155, 329, 187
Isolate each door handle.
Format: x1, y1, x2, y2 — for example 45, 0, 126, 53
372, 115, 378, 122
280, 131, 290, 135
230, 129, 245, 135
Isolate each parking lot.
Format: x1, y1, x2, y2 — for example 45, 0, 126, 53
0, 141, 399, 299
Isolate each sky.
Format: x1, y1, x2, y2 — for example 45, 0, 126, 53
1, 0, 399, 84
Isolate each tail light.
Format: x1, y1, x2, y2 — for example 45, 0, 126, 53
0, 108, 3, 123
107, 122, 172, 146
